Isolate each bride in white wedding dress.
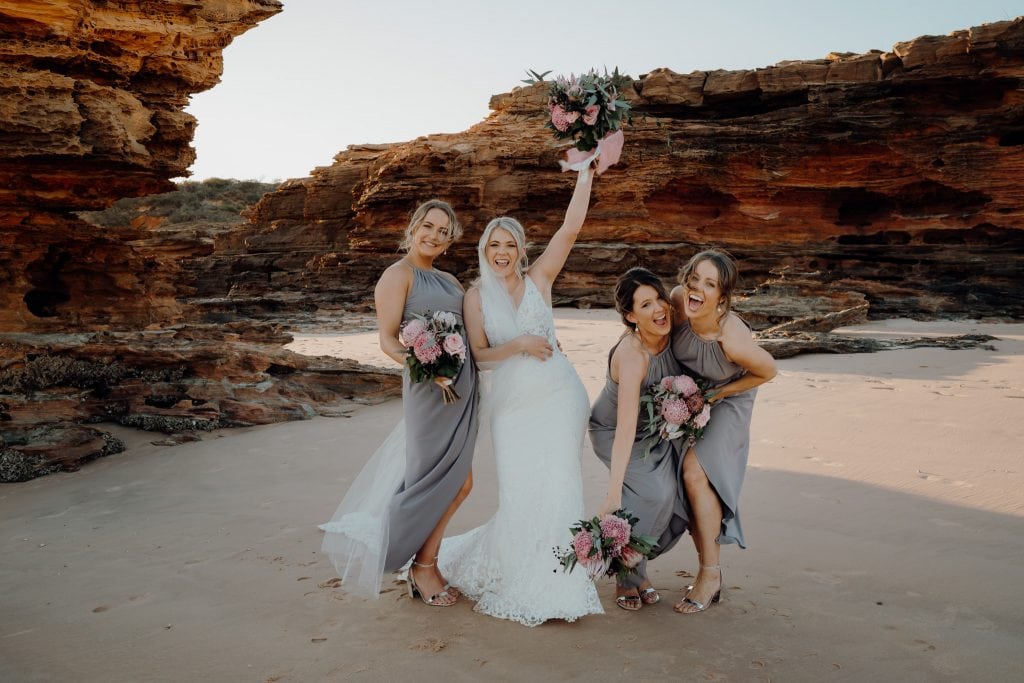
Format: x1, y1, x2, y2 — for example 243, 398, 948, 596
437, 168, 604, 626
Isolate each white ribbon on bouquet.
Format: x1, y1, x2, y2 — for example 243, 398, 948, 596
558, 129, 625, 180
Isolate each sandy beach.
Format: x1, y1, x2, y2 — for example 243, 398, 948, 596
2, 312, 1022, 682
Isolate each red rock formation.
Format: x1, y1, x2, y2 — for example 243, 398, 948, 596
210, 18, 1024, 325
0, 0, 282, 331
0, 1, 403, 481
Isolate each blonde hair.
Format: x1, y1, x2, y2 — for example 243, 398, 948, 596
399, 199, 462, 252
478, 216, 530, 277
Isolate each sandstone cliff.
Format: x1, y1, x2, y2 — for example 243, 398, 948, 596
207, 18, 1024, 326
0, 1, 401, 482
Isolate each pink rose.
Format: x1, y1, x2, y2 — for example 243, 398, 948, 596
583, 104, 599, 126
694, 404, 711, 429
660, 376, 675, 392
660, 397, 691, 426
672, 375, 699, 396
619, 545, 644, 568
442, 333, 465, 357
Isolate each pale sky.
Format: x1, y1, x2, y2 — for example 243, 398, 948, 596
184, 0, 1021, 181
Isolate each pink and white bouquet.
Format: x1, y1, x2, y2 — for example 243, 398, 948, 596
640, 373, 712, 453
399, 309, 467, 404
554, 508, 658, 581
524, 67, 631, 175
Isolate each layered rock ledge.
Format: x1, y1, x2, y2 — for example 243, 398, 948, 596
1, 1, 403, 481
200, 18, 1023, 327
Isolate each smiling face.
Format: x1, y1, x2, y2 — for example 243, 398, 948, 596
483, 227, 521, 278
626, 284, 672, 337
681, 258, 723, 320
409, 207, 453, 259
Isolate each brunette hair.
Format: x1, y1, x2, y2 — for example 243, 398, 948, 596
677, 249, 739, 321
399, 199, 462, 252
613, 267, 670, 329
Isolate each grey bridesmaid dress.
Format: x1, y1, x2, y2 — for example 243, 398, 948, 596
589, 337, 690, 590
383, 266, 479, 570
671, 319, 755, 549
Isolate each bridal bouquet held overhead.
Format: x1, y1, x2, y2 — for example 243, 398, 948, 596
525, 67, 631, 178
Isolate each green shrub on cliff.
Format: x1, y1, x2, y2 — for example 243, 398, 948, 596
80, 178, 280, 228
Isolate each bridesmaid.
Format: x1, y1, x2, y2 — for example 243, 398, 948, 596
589, 267, 690, 611
669, 249, 776, 614
322, 199, 478, 607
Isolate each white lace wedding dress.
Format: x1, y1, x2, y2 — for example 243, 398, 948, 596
438, 275, 604, 626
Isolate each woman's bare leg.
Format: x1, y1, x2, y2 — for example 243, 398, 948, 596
675, 448, 723, 612
410, 469, 473, 601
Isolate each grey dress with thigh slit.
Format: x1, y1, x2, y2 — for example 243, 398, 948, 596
382, 266, 480, 570
671, 319, 755, 548
588, 337, 689, 589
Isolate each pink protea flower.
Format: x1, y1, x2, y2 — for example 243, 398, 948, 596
442, 333, 465, 358
600, 515, 631, 554
694, 404, 711, 429
400, 318, 427, 347
619, 545, 644, 568
571, 530, 594, 559
685, 392, 705, 415
581, 554, 610, 580
660, 397, 691, 426
413, 339, 441, 364
583, 104, 600, 126
660, 376, 674, 392
672, 375, 699, 396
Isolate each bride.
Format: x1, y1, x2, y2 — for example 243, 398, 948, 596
437, 167, 604, 626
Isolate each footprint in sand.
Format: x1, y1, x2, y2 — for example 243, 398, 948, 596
803, 455, 844, 468
409, 637, 448, 652
917, 470, 971, 487
802, 569, 843, 586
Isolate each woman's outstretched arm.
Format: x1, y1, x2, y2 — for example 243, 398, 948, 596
529, 169, 595, 295
599, 339, 648, 515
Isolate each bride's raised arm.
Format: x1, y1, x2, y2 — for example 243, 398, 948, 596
528, 169, 595, 295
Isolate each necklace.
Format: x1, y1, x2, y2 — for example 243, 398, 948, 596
636, 328, 669, 355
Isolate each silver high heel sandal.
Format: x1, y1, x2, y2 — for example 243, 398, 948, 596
406, 561, 455, 607
423, 557, 460, 598
674, 564, 722, 613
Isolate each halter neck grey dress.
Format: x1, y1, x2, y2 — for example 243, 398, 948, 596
383, 267, 479, 570
589, 337, 690, 590
671, 319, 755, 549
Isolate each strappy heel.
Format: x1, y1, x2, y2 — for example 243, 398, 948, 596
639, 587, 661, 605
419, 557, 460, 598
615, 585, 642, 611
674, 565, 722, 614
406, 561, 455, 607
